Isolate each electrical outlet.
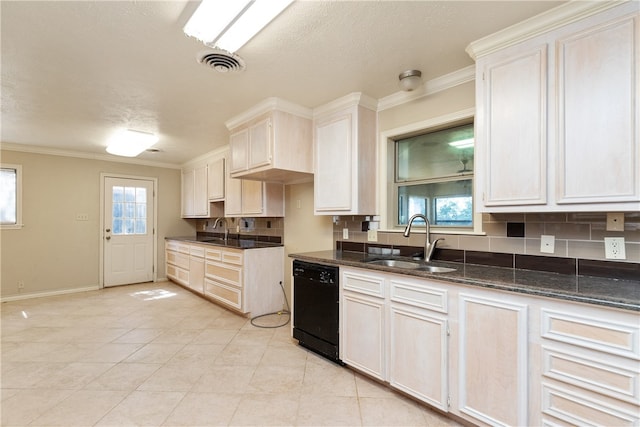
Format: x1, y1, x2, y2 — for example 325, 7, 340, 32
606, 213, 625, 231
540, 235, 555, 254
17, 280, 24, 290
343, 228, 349, 239
368, 229, 378, 242
604, 237, 626, 260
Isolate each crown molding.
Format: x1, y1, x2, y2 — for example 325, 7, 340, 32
312, 92, 379, 118
0, 142, 181, 169
377, 65, 475, 112
466, 1, 627, 60
181, 145, 229, 168
225, 97, 313, 130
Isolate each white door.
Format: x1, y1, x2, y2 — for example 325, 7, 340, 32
104, 177, 155, 287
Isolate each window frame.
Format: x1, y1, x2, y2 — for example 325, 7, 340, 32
0, 163, 23, 230
378, 108, 483, 235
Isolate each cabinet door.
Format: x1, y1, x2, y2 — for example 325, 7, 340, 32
181, 169, 195, 217
248, 118, 272, 169
189, 255, 204, 294
556, 14, 640, 204
230, 129, 249, 173
241, 179, 263, 215
315, 114, 353, 212
478, 44, 548, 208
389, 305, 448, 411
207, 157, 225, 201
193, 164, 209, 216
341, 291, 385, 380
458, 293, 528, 426
225, 175, 243, 216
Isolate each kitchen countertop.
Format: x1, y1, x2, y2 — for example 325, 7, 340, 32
166, 236, 283, 250
290, 250, 640, 312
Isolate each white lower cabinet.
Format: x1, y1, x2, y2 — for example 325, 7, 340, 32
203, 245, 284, 317
165, 241, 206, 294
187, 244, 205, 294
338, 265, 639, 427
389, 277, 449, 412
455, 292, 528, 426
341, 269, 385, 380
535, 301, 640, 427
165, 241, 189, 286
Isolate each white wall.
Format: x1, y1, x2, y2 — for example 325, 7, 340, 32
0, 149, 194, 299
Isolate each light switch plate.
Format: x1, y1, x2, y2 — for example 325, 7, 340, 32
604, 237, 626, 259
606, 213, 624, 231
343, 228, 349, 239
367, 229, 378, 242
540, 235, 555, 254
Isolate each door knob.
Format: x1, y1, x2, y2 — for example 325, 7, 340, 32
106, 236, 111, 240
106, 228, 111, 232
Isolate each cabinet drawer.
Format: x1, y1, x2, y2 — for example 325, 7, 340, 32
542, 347, 639, 404
542, 383, 639, 427
205, 261, 242, 286
222, 249, 243, 265
205, 278, 242, 311
541, 309, 640, 359
343, 270, 385, 298
176, 243, 190, 254
166, 251, 189, 269
389, 278, 447, 313
190, 245, 205, 258
166, 241, 179, 252
205, 247, 222, 261
167, 264, 189, 286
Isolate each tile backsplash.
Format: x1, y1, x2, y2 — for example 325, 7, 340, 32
195, 217, 284, 241
333, 212, 640, 263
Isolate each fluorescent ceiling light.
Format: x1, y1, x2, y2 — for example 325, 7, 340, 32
183, 0, 293, 53
106, 129, 158, 157
448, 138, 474, 149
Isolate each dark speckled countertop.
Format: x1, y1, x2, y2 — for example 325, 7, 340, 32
290, 250, 640, 312
167, 236, 283, 250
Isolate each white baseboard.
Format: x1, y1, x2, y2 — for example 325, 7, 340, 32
1, 285, 100, 302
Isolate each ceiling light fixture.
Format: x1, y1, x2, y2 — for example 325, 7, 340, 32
183, 0, 293, 53
398, 69, 422, 92
106, 129, 159, 157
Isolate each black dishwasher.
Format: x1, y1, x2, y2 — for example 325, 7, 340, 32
293, 260, 342, 364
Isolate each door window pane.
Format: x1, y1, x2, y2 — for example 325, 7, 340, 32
112, 185, 147, 235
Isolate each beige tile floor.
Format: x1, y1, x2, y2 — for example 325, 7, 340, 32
1, 281, 462, 426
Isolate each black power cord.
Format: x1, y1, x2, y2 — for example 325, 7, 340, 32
250, 281, 291, 328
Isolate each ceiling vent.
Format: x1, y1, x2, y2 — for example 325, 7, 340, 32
196, 50, 246, 73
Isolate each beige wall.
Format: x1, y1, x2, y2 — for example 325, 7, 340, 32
378, 81, 475, 132
0, 149, 194, 299
283, 182, 333, 303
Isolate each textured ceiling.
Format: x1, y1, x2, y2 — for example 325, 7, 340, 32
1, 1, 564, 166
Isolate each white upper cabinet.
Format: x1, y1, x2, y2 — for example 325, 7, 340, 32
469, 2, 640, 212
225, 98, 313, 184
313, 93, 378, 215
181, 163, 209, 218
207, 156, 225, 201
224, 160, 284, 218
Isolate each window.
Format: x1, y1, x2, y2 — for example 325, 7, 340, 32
112, 185, 147, 235
394, 122, 474, 229
0, 164, 22, 229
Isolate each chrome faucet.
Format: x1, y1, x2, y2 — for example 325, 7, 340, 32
403, 213, 443, 262
212, 217, 229, 242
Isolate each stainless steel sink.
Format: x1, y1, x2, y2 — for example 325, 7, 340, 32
416, 265, 457, 273
367, 259, 421, 269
